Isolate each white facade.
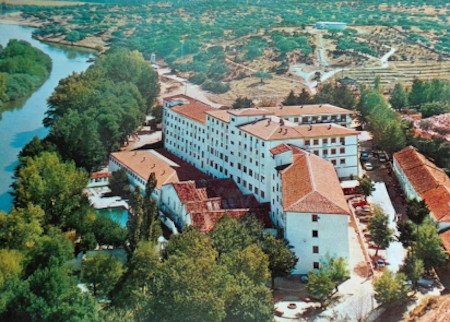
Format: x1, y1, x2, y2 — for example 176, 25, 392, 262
392, 158, 420, 200
159, 184, 191, 228
163, 96, 355, 274
286, 212, 349, 273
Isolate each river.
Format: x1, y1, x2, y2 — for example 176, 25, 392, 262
0, 23, 95, 212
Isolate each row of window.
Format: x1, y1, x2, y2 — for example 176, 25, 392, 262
305, 137, 346, 146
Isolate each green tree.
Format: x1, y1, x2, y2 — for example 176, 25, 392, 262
409, 78, 429, 107
232, 97, 253, 109
0, 204, 44, 250
368, 206, 394, 257
402, 253, 424, 291
0, 249, 23, 288
166, 227, 218, 262
109, 169, 131, 198
149, 254, 226, 322
3, 265, 98, 321
13, 152, 90, 231
306, 269, 335, 308
373, 270, 409, 307
211, 215, 262, 255
419, 101, 450, 118
260, 234, 297, 288
82, 252, 124, 298
297, 88, 312, 105
389, 83, 408, 111
406, 199, 429, 227
92, 216, 127, 247
414, 220, 447, 271
223, 273, 273, 322
283, 90, 298, 106
0, 73, 6, 101
127, 187, 144, 254
358, 176, 375, 200
142, 173, 162, 243
397, 221, 416, 248
221, 244, 270, 285
25, 229, 74, 275
320, 256, 349, 291
65, 30, 82, 43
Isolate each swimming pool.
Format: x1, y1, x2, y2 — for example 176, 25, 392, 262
96, 207, 128, 227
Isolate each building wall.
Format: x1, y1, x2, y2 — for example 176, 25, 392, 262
281, 113, 351, 128
392, 159, 421, 200
159, 184, 191, 228
286, 212, 349, 274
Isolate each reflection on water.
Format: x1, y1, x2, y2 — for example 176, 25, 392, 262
0, 23, 95, 212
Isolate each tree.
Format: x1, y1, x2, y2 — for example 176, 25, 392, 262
210, 215, 262, 255
92, 216, 127, 247
0, 249, 23, 288
373, 270, 409, 307
13, 152, 90, 232
149, 254, 226, 322
397, 221, 415, 248
65, 30, 82, 43
306, 269, 335, 307
166, 227, 218, 262
142, 173, 161, 243
25, 228, 74, 275
283, 90, 298, 106
260, 234, 297, 288
223, 273, 273, 322
406, 199, 429, 227
0, 73, 6, 101
2, 264, 98, 321
402, 253, 424, 291
320, 256, 349, 291
109, 169, 131, 198
81, 252, 124, 298
232, 97, 253, 109
116, 241, 160, 304
221, 244, 270, 285
409, 78, 429, 107
0, 204, 44, 250
297, 88, 311, 105
389, 83, 408, 111
368, 206, 394, 257
358, 176, 375, 200
414, 220, 447, 271
419, 101, 450, 118
127, 187, 144, 254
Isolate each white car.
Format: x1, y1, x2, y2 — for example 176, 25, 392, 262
363, 162, 374, 171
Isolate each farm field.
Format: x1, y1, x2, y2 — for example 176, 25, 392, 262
2, 0, 449, 101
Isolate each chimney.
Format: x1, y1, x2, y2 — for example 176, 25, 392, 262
278, 103, 284, 109
300, 105, 303, 108
308, 125, 312, 131
284, 128, 288, 135
278, 127, 283, 133
319, 104, 322, 107
141, 157, 146, 162
152, 163, 156, 168
267, 119, 271, 126
279, 118, 285, 126
328, 124, 332, 130
161, 170, 165, 175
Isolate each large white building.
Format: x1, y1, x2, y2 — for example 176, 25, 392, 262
162, 95, 358, 274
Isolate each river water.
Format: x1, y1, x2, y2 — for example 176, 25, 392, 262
0, 23, 94, 212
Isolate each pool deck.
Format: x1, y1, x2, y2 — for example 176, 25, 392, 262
85, 186, 129, 210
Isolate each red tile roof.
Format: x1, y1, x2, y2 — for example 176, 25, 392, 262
263, 104, 353, 117
164, 95, 214, 124
90, 171, 111, 180
440, 229, 450, 254
393, 146, 450, 223
280, 150, 349, 215
228, 108, 274, 117
239, 117, 357, 141
270, 143, 292, 155
170, 179, 270, 232
206, 109, 231, 123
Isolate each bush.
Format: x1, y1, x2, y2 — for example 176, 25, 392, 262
201, 80, 230, 94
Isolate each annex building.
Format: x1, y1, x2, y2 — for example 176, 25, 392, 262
162, 95, 359, 273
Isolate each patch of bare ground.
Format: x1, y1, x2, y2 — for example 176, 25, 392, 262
0, 12, 43, 27
406, 295, 450, 322
215, 76, 305, 105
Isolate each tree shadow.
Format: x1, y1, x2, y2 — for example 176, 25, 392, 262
10, 127, 48, 149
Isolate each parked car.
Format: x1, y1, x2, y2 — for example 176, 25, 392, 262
360, 151, 370, 161
417, 278, 434, 289
363, 162, 374, 171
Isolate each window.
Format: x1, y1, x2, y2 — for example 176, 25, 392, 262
331, 138, 336, 144
340, 158, 346, 165
312, 214, 318, 222
313, 262, 320, 269
323, 149, 328, 155
305, 140, 310, 146
313, 246, 319, 254
323, 138, 328, 144
331, 159, 337, 165
312, 230, 318, 238
313, 139, 319, 145
313, 150, 319, 155
331, 148, 336, 155
340, 147, 345, 154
